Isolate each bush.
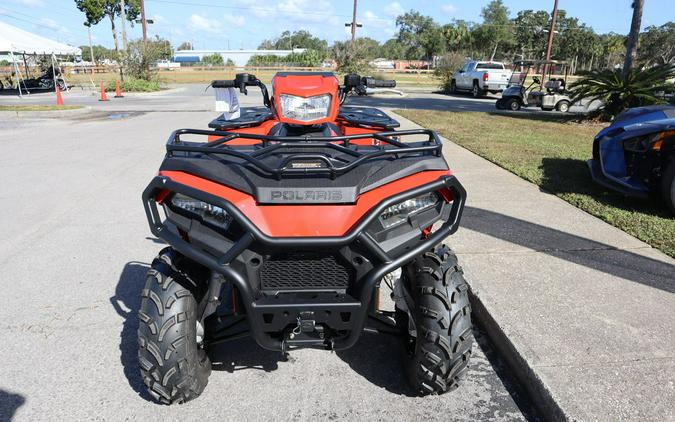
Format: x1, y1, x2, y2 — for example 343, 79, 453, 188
202, 53, 224, 66
105, 77, 162, 92
434, 52, 465, 92
225, 58, 236, 67
332, 41, 373, 74
247, 49, 322, 67
569, 63, 675, 121
122, 38, 171, 81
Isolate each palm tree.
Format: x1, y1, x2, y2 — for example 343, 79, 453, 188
623, 0, 644, 76
570, 64, 675, 120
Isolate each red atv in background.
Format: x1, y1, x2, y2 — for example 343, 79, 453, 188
140, 72, 472, 403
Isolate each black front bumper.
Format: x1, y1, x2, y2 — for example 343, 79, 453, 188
587, 158, 650, 199
142, 175, 466, 351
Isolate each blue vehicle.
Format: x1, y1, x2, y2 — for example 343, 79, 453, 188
588, 105, 675, 213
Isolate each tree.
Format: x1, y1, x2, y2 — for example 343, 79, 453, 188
176, 42, 193, 51
124, 37, 171, 81
202, 53, 224, 66
623, 0, 644, 77
442, 20, 474, 54
396, 11, 445, 60
380, 39, 406, 59
78, 44, 115, 62
473, 0, 514, 60
353, 37, 381, 60
639, 22, 675, 65
75, 0, 140, 52
225, 58, 236, 67
512, 10, 550, 59
257, 30, 328, 59
331, 40, 373, 74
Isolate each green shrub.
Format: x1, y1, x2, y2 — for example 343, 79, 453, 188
202, 53, 224, 66
569, 63, 675, 120
434, 52, 465, 92
105, 77, 162, 92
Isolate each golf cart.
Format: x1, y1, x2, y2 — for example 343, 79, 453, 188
496, 60, 572, 112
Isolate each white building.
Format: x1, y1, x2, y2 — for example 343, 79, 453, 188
173, 49, 306, 66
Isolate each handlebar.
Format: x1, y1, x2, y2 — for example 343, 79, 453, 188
211, 73, 270, 107
362, 77, 396, 88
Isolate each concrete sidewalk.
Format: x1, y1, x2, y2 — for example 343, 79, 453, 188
391, 111, 675, 421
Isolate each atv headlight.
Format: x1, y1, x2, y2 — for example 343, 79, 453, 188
279, 94, 331, 122
378, 192, 440, 229
170, 193, 232, 230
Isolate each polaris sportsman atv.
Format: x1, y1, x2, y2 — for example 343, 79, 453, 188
139, 72, 472, 403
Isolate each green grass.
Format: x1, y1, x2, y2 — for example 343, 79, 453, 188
395, 109, 675, 258
0, 105, 83, 111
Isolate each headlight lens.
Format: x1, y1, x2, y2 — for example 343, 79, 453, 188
378, 192, 439, 229
170, 193, 232, 230
279, 94, 331, 121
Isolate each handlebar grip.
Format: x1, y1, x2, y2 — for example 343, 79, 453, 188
363, 78, 396, 88
211, 80, 236, 88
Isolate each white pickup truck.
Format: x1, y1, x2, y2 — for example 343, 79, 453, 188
450, 61, 512, 97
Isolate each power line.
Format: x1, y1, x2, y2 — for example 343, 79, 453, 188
145, 0, 392, 22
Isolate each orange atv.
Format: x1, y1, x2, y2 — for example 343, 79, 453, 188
140, 72, 472, 403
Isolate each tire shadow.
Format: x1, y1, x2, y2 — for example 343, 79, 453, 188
335, 331, 416, 396
110, 261, 157, 403
0, 389, 26, 421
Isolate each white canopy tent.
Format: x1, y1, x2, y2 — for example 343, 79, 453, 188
0, 21, 82, 97
0, 21, 81, 56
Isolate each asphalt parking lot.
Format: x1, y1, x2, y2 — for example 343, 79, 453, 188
0, 89, 540, 421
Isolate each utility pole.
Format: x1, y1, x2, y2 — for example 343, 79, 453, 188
140, 0, 148, 42
542, 0, 559, 78
344, 0, 362, 42
544, 0, 559, 62
350, 0, 358, 41
119, 0, 128, 50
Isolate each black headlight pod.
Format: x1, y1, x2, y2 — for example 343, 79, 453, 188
378, 192, 440, 229
170, 193, 232, 230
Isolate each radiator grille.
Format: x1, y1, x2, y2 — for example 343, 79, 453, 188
260, 252, 352, 290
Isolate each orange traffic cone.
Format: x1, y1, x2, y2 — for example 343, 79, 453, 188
114, 80, 124, 98
55, 85, 64, 106
99, 81, 109, 101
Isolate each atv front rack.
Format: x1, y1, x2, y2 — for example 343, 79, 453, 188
166, 128, 443, 179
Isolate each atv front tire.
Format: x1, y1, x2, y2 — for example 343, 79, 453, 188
138, 248, 211, 404
398, 245, 473, 395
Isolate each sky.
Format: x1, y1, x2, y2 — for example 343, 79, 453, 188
0, 0, 673, 51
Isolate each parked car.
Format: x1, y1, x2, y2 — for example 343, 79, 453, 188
587, 104, 675, 213
450, 61, 512, 97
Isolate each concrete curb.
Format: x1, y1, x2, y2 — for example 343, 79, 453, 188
0, 106, 92, 118
469, 288, 568, 422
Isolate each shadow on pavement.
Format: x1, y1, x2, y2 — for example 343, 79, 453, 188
336, 330, 414, 396
110, 261, 156, 402
463, 206, 675, 293
209, 337, 284, 373
0, 389, 26, 421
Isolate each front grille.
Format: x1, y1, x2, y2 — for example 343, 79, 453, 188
260, 252, 352, 290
